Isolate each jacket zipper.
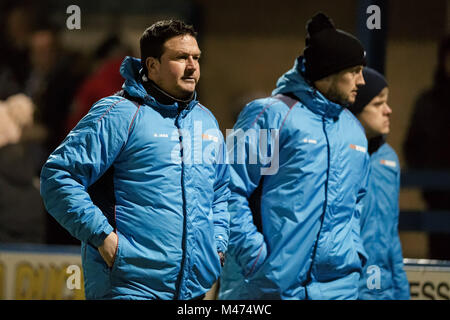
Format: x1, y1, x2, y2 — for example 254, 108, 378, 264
305, 116, 331, 298
174, 110, 188, 299
110, 205, 119, 271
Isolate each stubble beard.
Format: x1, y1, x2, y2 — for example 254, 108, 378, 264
325, 82, 353, 108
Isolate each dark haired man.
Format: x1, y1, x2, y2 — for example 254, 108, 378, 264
40, 20, 230, 300
219, 13, 369, 300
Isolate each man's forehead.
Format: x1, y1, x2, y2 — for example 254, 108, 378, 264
164, 35, 200, 53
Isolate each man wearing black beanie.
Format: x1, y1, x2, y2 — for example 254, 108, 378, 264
348, 67, 410, 300
220, 13, 370, 300
304, 13, 367, 83
304, 12, 367, 107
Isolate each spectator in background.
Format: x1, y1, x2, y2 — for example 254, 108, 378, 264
25, 23, 86, 156
0, 94, 46, 243
24, 23, 87, 245
348, 67, 410, 300
65, 34, 133, 133
0, 2, 35, 99
404, 35, 450, 260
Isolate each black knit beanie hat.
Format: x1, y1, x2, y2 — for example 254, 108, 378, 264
303, 12, 367, 82
348, 67, 388, 115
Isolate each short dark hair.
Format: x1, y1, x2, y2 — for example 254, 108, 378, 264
140, 19, 197, 71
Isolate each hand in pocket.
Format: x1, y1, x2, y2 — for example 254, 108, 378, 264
98, 231, 118, 268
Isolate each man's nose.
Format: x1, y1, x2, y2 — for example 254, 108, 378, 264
357, 71, 365, 86
384, 104, 392, 115
186, 56, 197, 69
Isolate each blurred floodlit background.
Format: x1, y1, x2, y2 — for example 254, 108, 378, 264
0, 0, 448, 299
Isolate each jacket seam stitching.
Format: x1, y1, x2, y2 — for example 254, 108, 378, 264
97, 98, 127, 123
245, 243, 264, 277
128, 104, 141, 134
279, 104, 296, 132
196, 103, 216, 122
250, 99, 279, 128
273, 94, 298, 132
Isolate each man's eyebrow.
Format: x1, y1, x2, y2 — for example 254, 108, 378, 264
174, 50, 201, 56
372, 97, 386, 104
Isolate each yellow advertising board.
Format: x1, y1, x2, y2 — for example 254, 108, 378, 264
0, 245, 449, 300
0, 244, 85, 300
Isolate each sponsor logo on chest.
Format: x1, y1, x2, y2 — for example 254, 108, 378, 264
349, 144, 367, 153
380, 159, 397, 168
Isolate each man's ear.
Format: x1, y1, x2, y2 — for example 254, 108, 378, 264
314, 74, 333, 93
146, 57, 160, 79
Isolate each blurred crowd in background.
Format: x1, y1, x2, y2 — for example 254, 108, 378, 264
0, 0, 449, 259
0, 1, 132, 245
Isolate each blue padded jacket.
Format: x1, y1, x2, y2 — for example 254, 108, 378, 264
358, 141, 410, 299
40, 56, 230, 300
219, 57, 369, 300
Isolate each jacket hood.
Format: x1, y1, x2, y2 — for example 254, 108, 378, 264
272, 56, 343, 118
119, 56, 198, 110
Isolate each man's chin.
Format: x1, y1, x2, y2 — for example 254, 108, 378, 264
177, 89, 195, 100
347, 95, 357, 104
340, 100, 353, 108
327, 94, 353, 107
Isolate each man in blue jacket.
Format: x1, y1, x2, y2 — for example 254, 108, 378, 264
40, 20, 230, 300
219, 13, 369, 300
348, 67, 410, 299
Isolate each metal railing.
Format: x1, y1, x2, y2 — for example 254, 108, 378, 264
399, 170, 450, 234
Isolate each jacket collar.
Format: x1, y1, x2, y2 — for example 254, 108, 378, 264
119, 56, 198, 112
272, 56, 344, 119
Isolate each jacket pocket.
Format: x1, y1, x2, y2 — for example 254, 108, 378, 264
245, 242, 267, 279
312, 231, 331, 271
109, 232, 122, 276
